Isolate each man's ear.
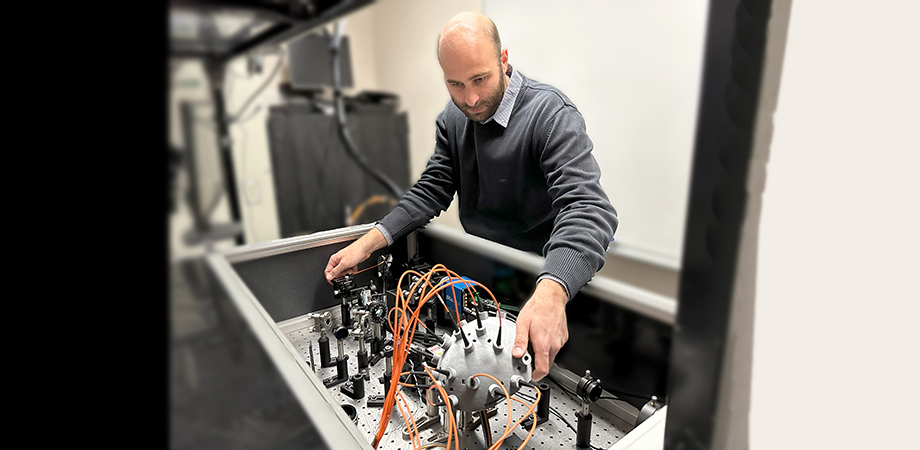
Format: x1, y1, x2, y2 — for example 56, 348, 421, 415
500, 48, 509, 72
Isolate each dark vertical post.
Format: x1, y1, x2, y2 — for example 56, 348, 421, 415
204, 59, 245, 245
665, 0, 774, 448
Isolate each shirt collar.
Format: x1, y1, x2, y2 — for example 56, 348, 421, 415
479, 65, 522, 128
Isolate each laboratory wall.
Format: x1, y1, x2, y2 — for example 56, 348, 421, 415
168, 0, 682, 301
484, 0, 709, 266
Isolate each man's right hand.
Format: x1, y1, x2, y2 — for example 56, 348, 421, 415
324, 227, 388, 284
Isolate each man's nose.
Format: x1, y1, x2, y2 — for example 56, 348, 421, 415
465, 91, 479, 107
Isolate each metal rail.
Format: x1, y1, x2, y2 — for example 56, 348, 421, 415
421, 223, 678, 325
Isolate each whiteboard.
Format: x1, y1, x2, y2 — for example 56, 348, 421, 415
483, 0, 709, 264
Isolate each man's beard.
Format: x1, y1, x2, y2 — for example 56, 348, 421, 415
455, 71, 506, 121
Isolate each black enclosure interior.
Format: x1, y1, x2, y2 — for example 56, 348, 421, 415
170, 259, 331, 450
231, 234, 411, 323
267, 104, 411, 238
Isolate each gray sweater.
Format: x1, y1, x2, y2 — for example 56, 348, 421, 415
377, 70, 618, 301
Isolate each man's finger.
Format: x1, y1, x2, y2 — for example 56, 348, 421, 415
532, 347, 550, 381
324, 254, 341, 283
327, 261, 360, 284
327, 265, 351, 282
325, 264, 339, 284
512, 316, 530, 358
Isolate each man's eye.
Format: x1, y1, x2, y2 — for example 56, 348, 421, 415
474, 77, 485, 84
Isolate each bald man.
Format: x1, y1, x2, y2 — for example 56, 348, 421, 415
324, 12, 618, 381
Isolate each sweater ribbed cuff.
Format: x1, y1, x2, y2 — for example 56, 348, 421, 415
374, 223, 394, 246
376, 207, 415, 244
541, 247, 595, 302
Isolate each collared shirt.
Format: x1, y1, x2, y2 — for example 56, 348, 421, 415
479, 64, 523, 128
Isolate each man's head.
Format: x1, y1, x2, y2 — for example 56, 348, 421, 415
438, 12, 509, 122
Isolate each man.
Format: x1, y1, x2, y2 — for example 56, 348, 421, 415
324, 12, 617, 381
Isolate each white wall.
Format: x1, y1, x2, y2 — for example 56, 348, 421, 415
346, 0, 702, 269
484, 0, 709, 263
748, 1, 920, 449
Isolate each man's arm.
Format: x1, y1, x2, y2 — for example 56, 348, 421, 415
324, 107, 458, 283
513, 103, 618, 380
537, 105, 618, 299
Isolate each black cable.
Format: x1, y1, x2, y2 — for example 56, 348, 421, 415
228, 50, 284, 123
512, 391, 578, 436
544, 374, 581, 400
234, 103, 264, 124
599, 385, 655, 403
600, 391, 652, 402
514, 391, 535, 402
409, 367, 450, 378
329, 21, 404, 200
550, 409, 577, 435
480, 409, 493, 447
400, 360, 427, 400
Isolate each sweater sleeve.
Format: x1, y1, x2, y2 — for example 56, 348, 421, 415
376, 109, 457, 243
536, 105, 619, 301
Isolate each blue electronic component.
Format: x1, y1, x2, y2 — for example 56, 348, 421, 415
442, 276, 476, 313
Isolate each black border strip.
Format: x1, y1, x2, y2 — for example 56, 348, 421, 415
665, 0, 773, 448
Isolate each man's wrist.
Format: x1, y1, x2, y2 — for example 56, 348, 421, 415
535, 277, 568, 307
537, 274, 570, 301
374, 223, 394, 246
359, 227, 388, 257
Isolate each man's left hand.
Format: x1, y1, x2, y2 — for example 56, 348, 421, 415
512, 279, 569, 381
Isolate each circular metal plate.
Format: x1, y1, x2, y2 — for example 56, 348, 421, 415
436, 313, 532, 411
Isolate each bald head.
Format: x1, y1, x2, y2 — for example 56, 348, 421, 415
438, 11, 502, 62
437, 12, 509, 122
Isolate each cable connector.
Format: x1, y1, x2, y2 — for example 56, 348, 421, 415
493, 326, 504, 353
421, 363, 451, 378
